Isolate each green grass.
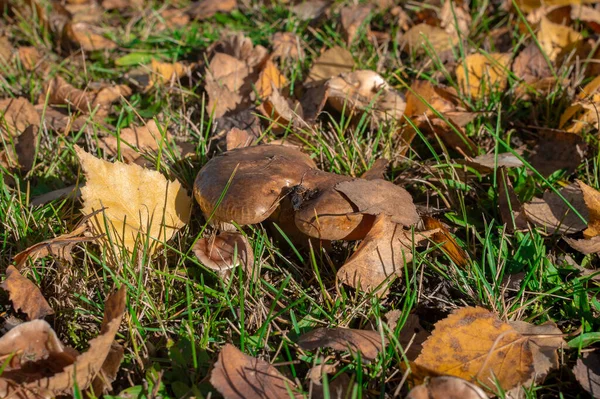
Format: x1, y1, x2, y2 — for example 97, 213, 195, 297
1, 0, 599, 398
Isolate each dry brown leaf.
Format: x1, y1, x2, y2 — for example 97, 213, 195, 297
439, 1, 471, 38
256, 59, 287, 99
0, 97, 40, 138
398, 314, 430, 361
496, 167, 528, 231
205, 53, 251, 118
422, 216, 468, 267
1, 265, 54, 320
149, 59, 190, 86
337, 215, 429, 293
414, 307, 535, 392
261, 85, 304, 128
305, 46, 354, 87
186, 0, 237, 20
102, 0, 143, 10
515, 0, 600, 13
0, 124, 37, 174
559, 77, 600, 133
340, 5, 371, 45
272, 32, 303, 61
210, 343, 300, 399
406, 376, 488, 399
91, 343, 125, 396
334, 179, 419, 227
297, 327, 386, 361
226, 127, 254, 150
528, 128, 586, 176
98, 120, 173, 165
360, 158, 388, 180
16, 46, 42, 71
64, 22, 117, 51
76, 146, 192, 256
212, 33, 268, 69
573, 352, 600, 397
512, 43, 553, 84
465, 152, 524, 173
291, 0, 331, 21
0, 36, 13, 66
456, 53, 511, 99
37, 105, 97, 135
192, 232, 254, 276
13, 211, 100, 269
537, 16, 583, 63
308, 364, 352, 399
157, 8, 190, 30
412, 115, 477, 156
405, 80, 457, 118
400, 24, 455, 55
326, 70, 406, 124
565, 236, 600, 254
0, 287, 126, 398
523, 183, 588, 234
577, 180, 600, 238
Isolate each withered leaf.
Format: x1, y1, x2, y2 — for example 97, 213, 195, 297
1, 125, 38, 173
439, 1, 471, 38
308, 364, 352, 399
422, 216, 468, 267
573, 352, 600, 398
577, 180, 600, 238
400, 24, 455, 55
305, 46, 354, 87
334, 179, 419, 227
76, 146, 192, 257
565, 236, 600, 254
13, 211, 101, 269
226, 127, 254, 150
297, 327, 386, 361
465, 152, 524, 173
256, 59, 287, 99
538, 16, 583, 63
272, 32, 303, 61
205, 53, 251, 119
186, 0, 237, 20
340, 5, 371, 45
1, 265, 54, 320
398, 314, 430, 361
512, 43, 553, 84
414, 307, 535, 391
406, 376, 488, 399
456, 53, 511, 99
523, 183, 588, 235
210, 344, 300, 399
0, 97, 40, 138
291, 0, 330, 21
149, 59, 191, 87
360, 158, 388, 180
528, 128, 586, 177
64, 22, 117, 51
16, 46, 42, 71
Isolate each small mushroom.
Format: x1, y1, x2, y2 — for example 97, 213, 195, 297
193, 232, 254, 277
193, 145, 316, 226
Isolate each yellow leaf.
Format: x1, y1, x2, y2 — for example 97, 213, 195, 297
577, 180, 600, 238
538, 16, 583, 63
150, 59, 190, 86
515, 0, 600, 13
76, 146, 191, 256
256, 59, 287, 99
456, 53, 511, 99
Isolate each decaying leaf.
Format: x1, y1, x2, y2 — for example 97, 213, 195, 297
76, 146, 192, 256
16, 46, 42, 71
13, 211, 101, 269
204, 53, 251, 119
400, 24, 455, 56
360, 158, 389, 180
210, 344, 300, 399
272, 32, 303, 61
193, 231, 254, 275
456, 53, 511, 99
564, 181, 600, 253
1, 265, 54, 320
212, 33, 268, 69
297, 327, 386, 361
326, 70, 406, 124
528, 128, 586, 177
439, 1, 471, 38
0, 97, 40, 138
226, 127, 254, 150
340, 5, 371, 45
406, 376, 488, 399
413, 307, 563, 392
422, 216, 468, 267
305, 46, 354, 87
0, 287, 126, 398
291, 0, 330, 21
256, 59, 287, 99
149, 59, 191, 87
512, 43, 553, 84
0, 124, 38, 173
398, 314, 430, 361
573, 352, 600, 398
186, 0, 237, 20
523, 183, 588, 234
537, 16, 583, 63
465, 152, 524, 173
307, 364, 352, 399
64, 22, 117, 51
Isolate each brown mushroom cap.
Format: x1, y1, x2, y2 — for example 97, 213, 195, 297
194, 145, 316, 225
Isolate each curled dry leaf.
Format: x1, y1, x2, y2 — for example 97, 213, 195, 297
64, 22, 117, 51
422, 216, 468, 267
210, 343, 300, 399
256, 59, 287, 99
413, 307, 563, 393
326, 70, 406, 124
564, 181, 600, 254
205, 53, 251, 119
0, 97, 40, 138
212, 33, 268, 69
406, 376, 488, 399
523, 183, 588, 235
261, 85, 304, 130
0, 287, 126, 398
186, 0, 237, 20
297, 327, 386, 361
340, 5, 371, 45
1, 125, 37, 174
512, 43, 553, 84
272, 32, 303, 61
13, 210, 102, 269
149, 59, 190, 87
465, 152, 524, 173
1, 265, 54, 320
360, 158, 389, 180
305, 46, 354, 87
76, 146, 192, 257
456, 53, 511, 99
573, 352, 600, 398
192, 231, 254, 275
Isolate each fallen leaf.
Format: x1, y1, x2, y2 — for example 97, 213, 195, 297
0, 287, 126, 398
149, 59, 190, 86
414, 307, 537, 392
305, 46, 354, 87
64, 22, 117, 51
515, 0, 600, 13
512, 43, 553, 84
98, 120, 173, 164
439, 1, 471, 38
0, 36, 13, 66
212, 33, 268, 69
422, 216, 468, 267
76, 146, 192, 256
307, 364, 352, 399
523, 183, 588, 234
334, 179, 419, 227
226, 127, 254, 150
528, 128, 586, 176
406, 376, 488, 399
326, 70, 406, 124
297, 327, 386, 361
16, 46, 42, 71
210, 343, 300, 399
360, 158, 388, 180
256, 59, 287, 99
456, 53, 511, 99
398, 314, 430, 361
13, 210, 101, 269
91, 343, 125, 396
400, 24, 455, 56
204, 53, 251, 118
0, 125, 38, 173
340, 5, 371, 45
291, 0, 330, 21
465, 152, 524, 173
537, 16, 583, 63
192, 231, 254, 275
573, 352, 600, 398
577, 180, 600, 238
186, 0, 237, 20
0, 97, 40, 138
411, 115, 477, 156
1, 265, 54, 320
157, 8, 190, 30
102, 0, 143, 10
272, 32, 303, 61
261, 85, 304, 129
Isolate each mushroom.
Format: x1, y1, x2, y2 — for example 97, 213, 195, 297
192, 232, 254, 278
